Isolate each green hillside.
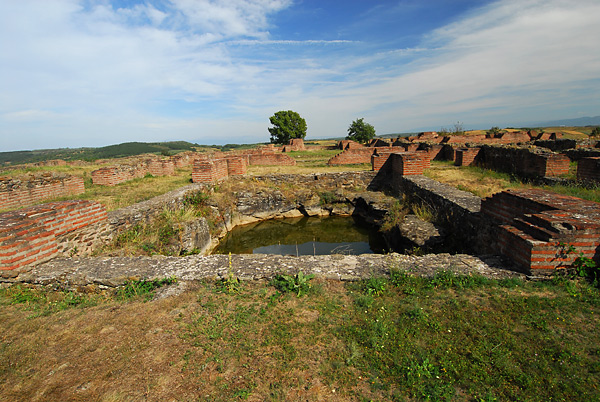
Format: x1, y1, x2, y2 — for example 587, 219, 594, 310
0, 141, 201, 165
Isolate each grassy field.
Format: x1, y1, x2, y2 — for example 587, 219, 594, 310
1, 272, 599, 401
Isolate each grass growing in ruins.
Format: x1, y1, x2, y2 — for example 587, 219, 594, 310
425, 161, 600, 202
2, 272, 600, 401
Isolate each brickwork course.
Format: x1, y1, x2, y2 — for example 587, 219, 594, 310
0, 200, 107, 271
481, 189, 600, 273
0, 174, 85, 211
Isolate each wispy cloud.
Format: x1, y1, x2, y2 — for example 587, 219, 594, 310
0, 0, 599, 151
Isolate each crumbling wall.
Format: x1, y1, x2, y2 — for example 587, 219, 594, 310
479, 146, 570, 178
481, 189, 600, 274
327, 148, 376, 165
577, 157, 600, 182
0, 174, 85, 211
0, 200, 107, 272
91, 157, 177, 186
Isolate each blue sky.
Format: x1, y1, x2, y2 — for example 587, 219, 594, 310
1, 0, 599, 151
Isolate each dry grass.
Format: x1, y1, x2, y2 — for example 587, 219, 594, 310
424, 161, 520, 198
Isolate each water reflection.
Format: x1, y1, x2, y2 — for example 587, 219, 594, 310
213, 216, 386, 256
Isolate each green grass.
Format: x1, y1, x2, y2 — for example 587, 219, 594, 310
1, 272, 600, 400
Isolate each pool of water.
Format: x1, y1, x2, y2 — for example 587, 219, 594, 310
213, 215, 387, 256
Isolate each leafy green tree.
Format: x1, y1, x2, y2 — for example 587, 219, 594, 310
590, 126, 600, 137
268, 110, 307, 144
346, 118, 376, 144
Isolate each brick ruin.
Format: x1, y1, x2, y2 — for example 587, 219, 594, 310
191, 155, 247, 183
379, 154, 600, 274
0, 200, 107, 272
191, 146, 296, 184
91, 157, 176, 186
1, 131, 598, 277
282, 138, 306, 152
481, 189, 600, 273
577, 157, 600, 182
0, 174, 85, 211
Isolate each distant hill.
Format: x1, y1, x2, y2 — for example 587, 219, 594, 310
0, 141, 201, 166
535, 115, 600, 127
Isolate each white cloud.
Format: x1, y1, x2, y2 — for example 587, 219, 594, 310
1, 0, 599, 151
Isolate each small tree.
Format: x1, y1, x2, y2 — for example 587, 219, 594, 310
590, 126, 600, 138
268, 110, 307, 145
346, 118, 376, 144
487, 126, 502, 136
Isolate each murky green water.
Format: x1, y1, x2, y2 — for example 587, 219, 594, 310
213, 216, 387, 256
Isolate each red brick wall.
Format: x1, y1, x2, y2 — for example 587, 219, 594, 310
192, 158, 229, 183
0, 176, 85, 211
91, 165, 146, 186
481, 189, 600, 273
92, 158, 176, 186
288, 138, 305, 151
226, 156, 247, 176
0, 200, 107, 271
577, 157, 600, 182
248, 153, 296, 166
338, 140, 364, 150
328, 149, 374, 165
147, 159, 175, 176
454, 148, 481, 166
390, 152, 426, 175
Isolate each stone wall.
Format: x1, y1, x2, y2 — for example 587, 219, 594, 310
0, 200, 107, 273
0, 174, 85, 211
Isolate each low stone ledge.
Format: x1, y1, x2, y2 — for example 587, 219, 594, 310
5, 253, 522, 289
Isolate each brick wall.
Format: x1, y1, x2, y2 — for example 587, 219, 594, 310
288, 138, 305, 151
577, 157, 600, 182
91, 157, 177, 186
328, 148, 375, 165
0, 200, 107, 271
479, 146, 570, 178
0, 175, 85, 211
192, 158, 229, 183
147, 159, 175, 176
481, 189, 600, 273
248, 153, 296, 166
338, 140, 364, 150
390, 152, 427, 175
454, 148, 481, 166
226, 156, 247, 176
91, 165, 146, 186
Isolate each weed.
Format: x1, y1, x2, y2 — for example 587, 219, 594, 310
380, 200, 408, 232
183, 190, 210, 207
411, 202, 435, 222
364, 277, 387, 296
115, 277, 177, 301
318, 191, 336, 205
216, 253, 241, 294
271, 271, 315, 297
